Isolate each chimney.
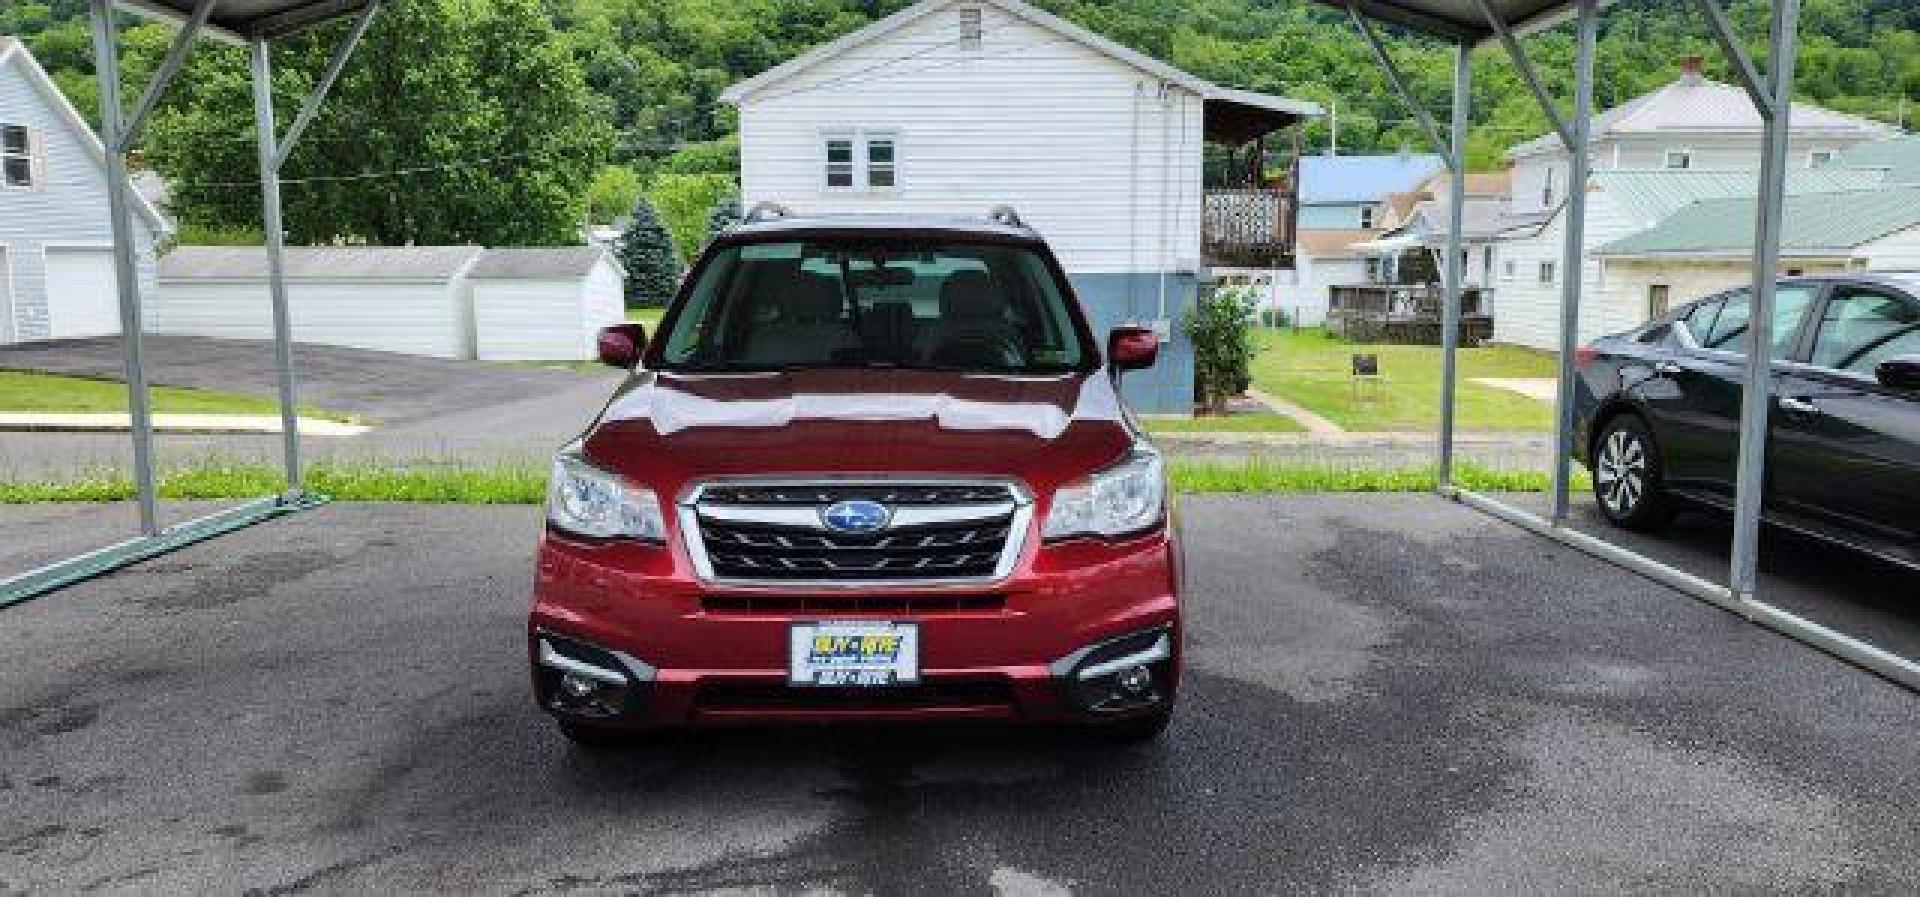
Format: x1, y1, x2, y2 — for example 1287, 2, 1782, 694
1679, 55, 1705, 80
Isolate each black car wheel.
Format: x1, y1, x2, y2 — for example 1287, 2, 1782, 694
1593, 414, 1674, 530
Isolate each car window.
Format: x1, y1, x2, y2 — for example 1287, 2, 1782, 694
1809, 288, 1920, 375
657, 240, 1089, 373
1694, 286, 1817, 359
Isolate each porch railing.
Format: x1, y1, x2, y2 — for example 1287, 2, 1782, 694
1202, 189, 1295, 269
1326, 283, 1494, 345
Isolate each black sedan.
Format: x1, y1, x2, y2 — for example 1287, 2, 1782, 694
1572, 273, 1920, 570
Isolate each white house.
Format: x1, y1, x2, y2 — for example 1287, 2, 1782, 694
1506, 56, 1897, 218
0, 36, 173, 345
153, 245, 624, 361
1295, 153, 1444, 230
718, 0, 1318, 414
1492, 167, 1889, 349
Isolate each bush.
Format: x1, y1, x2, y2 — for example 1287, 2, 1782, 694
617, 197, 681, 308
646, 173, 737, 261
706, 191, 743, 244
585, 165, 643, 224
1186, 286, 1259, 412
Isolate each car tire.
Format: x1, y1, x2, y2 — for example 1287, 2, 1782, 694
1087, 708, 1174, 744
1592, 413, 1674, 531
558, 719, 636, 750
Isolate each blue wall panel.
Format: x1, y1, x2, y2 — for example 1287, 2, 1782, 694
1066, 271, 1195, 416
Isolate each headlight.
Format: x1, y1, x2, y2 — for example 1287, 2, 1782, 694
1042, 445, 1166, 540
547, 448, 667, 541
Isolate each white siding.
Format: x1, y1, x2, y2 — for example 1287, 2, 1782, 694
1597, 258, 1852, 326
1861, 225, 1920, 269
473, 279, 588, 360
582, 258, 624, 339
43, 246, 119, 338
149, 280, 469, 358
1271, 254, 1362, 327
1511, 134, 1879, 217
1494, 189, 1662, 349
0, 48, 162, 344
735, 3, 1202, 275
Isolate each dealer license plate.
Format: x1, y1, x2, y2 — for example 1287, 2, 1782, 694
789, 621, 919, 687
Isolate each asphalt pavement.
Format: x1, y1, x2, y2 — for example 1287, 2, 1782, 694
3, 496, 1916, 894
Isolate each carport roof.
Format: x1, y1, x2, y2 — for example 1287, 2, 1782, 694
118, 0, 372, 41
1312, 0, 1617, 45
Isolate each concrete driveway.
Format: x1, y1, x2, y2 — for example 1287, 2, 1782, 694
3, 495, 1916, 894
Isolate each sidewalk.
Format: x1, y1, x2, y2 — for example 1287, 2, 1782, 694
0, 412, 369, 437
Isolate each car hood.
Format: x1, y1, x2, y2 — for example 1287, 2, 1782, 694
580, 368, 1139, 491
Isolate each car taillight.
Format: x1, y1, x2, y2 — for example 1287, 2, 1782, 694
1574, 345, 1599, 368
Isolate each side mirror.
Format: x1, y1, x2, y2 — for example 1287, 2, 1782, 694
1107, 327, 1159, 373
597, 323, 647, 369
1875, 355, 1920, 391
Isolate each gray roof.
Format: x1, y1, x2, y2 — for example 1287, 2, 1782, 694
1822, 136, 1920, 187
1600, 186, 1920, 258
468, 246, 615, 280
1591, 167, 1889, 227
1509, 73, 1897, 159
159, 246, 485, 281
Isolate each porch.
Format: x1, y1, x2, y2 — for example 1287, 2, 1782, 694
1326, 283, 1493, 345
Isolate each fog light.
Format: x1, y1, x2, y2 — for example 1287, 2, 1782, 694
1118, 665, 1153, 695
561, 673, 599, 699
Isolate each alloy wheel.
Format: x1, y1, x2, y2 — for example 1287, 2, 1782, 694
1596, 428, 1647, 516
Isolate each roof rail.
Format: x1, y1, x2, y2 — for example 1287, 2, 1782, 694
986, 205, 1025, 228
745, 201, 791, 223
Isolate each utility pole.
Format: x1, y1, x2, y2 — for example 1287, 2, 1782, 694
1328, 99, 1339, 156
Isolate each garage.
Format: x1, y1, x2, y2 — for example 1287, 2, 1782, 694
43, 246, 119, 339
469, 245, 625, 361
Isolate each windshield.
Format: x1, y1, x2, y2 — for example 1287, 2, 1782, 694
655, 240, 1091, 373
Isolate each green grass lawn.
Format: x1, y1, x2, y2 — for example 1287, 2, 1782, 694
0, 371, 352, 422
1144, 413, 1305, 434
1251, 329, 1557, 433
626, 307, 667, 329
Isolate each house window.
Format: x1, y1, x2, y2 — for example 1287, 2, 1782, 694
1, 124, 31, 188
1539, 261, 1557, 284
1482, 246, 1494, 283
1365, 258, 1383, 283
1808, 150, 1833, 168
1359, 206, 1375, 229
958, 7, 983, 50
1504, 260, 1517, 280
1542, 168, 1557, 207
866, 134, 896, 188
1664, 148, 1694, 169
824, 135, 856, 188
1648, 284, 1671, 318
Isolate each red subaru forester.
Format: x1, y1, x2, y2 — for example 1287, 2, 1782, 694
528, 209, 1182, 745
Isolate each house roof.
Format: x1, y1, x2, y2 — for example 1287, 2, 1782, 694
1296, 229, 1381, 259
1297, 154, 1445, 205
0, 38, 172, 235
1589, 167, 1889, 226
1822, 135, 1920, 187
1508, 71, 1898, 159
1600, 186, 1920, 258
160, 245, 485, 281
468, 246, 617, 280
718, 0, 1320, 129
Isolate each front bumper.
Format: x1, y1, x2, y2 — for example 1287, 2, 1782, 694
528, 526, 1181, 729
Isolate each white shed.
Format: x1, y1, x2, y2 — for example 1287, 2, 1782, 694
469, 246, 625, 360
153, 245, 485, 358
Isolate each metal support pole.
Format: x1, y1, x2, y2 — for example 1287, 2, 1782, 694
1436, 41, 1469, 489
1549, 0, 1600, 522
1472, 0, 1575, 149
120, 0, 215, 150
88, 0, 161, 536
1729, 0, 1801, 599
1346, 3, 1455, 172
275, 0, 381, 169
251, 38, 304, 493
1693, 0, 1776, 118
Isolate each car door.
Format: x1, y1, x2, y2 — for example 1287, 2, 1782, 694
1633, 284, 1820, 500
1771, 283, 1920, 563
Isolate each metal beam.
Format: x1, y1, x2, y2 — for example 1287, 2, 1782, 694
274, 0, 381, 169
1346, 2, 1455, 170
0, 496, 324, 609
113, 0, 248, 46
119, 0, 215, 152
1729, 0, 1802, 599
1436, 40, 1470, 489
1549, 0, 1599, 522
252, 38, 306, 494
89, 0, 161, 536
1472, 0, 1576, 149
1691, 0, 1776, 119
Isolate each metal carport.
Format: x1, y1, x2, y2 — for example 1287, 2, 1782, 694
0, 0, 382, 605
1317, 0, 1920, 690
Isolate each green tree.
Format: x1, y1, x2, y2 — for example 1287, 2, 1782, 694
586, 165, 643, 223
619, 196, 681, 308
645, 173, 736, 261
705, 190, 743, 245
139, 0, 611, 246
1186, 286, 1258, 413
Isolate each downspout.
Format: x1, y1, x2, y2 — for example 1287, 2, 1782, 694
1157, 81, 1173, 329
1129, 81, 1143, 310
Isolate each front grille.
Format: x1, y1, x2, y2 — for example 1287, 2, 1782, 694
688, 480, 1025, 583
696, 679, 1014, 711
701, 594, 1006, 615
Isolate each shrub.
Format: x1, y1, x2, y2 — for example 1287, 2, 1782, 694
617, 197, 681, 308
646, 173, 737, 261
1186, 286, 1259, 412
705, 191, 743, 244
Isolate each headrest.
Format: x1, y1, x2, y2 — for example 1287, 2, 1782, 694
940, 270, 1000, 322
786, 273, 844, 322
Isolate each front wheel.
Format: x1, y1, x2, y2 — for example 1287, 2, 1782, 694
1592, 414, 1674, 531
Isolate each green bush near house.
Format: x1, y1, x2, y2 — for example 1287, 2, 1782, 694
1186, 286, 1260, 413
